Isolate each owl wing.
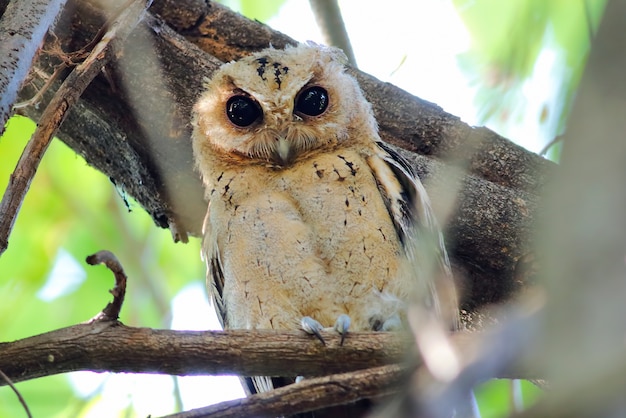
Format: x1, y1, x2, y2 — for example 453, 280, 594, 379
202, 203, 288, 395
368, 141, 458, 327
201, 203, 227, 329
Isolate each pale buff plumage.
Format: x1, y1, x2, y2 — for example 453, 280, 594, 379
192, 43, 456, 353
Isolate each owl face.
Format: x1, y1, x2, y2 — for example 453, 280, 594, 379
193, 44, 377, 167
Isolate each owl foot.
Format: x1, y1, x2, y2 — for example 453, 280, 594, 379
301, 314, 352, 346
301, 316, 325, 345
334, 314, 351, 346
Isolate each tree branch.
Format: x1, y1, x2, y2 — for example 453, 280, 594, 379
162, 364, 406, 418
154, 0, 554, 194
0, 319, 532, 388
0, 323, 410, 385
7, 0, 550, 312
85, 250, 128, 321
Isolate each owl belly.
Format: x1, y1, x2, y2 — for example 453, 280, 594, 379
213, 150, 406, 331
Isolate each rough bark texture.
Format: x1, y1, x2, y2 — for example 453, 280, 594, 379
7, 0, 553, 310
0, 322, 411, 384
166, 364, 407, 418
0, 321, 527, 387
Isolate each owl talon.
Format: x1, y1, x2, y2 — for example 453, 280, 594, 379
334, 314, 351, 345
301, 316, 325, 345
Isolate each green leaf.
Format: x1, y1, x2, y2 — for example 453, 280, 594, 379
217, 0, 288, 22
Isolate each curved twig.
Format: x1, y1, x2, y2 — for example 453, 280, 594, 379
86, 250, 128, 321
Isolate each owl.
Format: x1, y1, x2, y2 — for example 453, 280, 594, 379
192, 43, 457, 394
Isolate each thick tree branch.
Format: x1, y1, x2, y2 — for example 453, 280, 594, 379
86, 250, 128, 321
0, 321, 531, 387
153, 0, 553, 194
0, 322, 410, 385
6, 0, 550, 311
162, 364, 406, 418
308, 0, 357, 66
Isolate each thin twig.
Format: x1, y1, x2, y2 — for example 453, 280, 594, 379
86, 250, 128, 321
63, 0, 138, 62
0, 0, 151, 256
12, 63, 68, 109
0, 368, 32, 418
539, 135, 563, 156
159, 364, 408, 418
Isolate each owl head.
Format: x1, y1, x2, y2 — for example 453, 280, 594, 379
192, 43, 378, 168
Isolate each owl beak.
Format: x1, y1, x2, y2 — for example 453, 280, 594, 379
275, 136, 292, 165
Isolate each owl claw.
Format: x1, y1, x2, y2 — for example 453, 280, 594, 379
334, 314, 351, 345
301, 316, 325, 345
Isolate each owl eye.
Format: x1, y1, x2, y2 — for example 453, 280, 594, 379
295, 86, 329, 117
226, 95, 262, 127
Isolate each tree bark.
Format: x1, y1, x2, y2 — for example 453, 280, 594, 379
0, 322, 411, 384
0, 321, 528, 386
6, 0, 551, 312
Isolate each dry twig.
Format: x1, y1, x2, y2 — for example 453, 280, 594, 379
86, 250, 128, 321
308, 0, 357, 66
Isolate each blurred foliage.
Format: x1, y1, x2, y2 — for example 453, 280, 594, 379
475, 379, 542, 417
0, 115, 205, 416
453, 0, 607, 158
449, 0, 610, 412
216, 0, 287, 22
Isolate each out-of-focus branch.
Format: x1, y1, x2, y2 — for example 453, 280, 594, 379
517, 1, 626, 416
0, 321, 534, 388
308, 0, 357, 66
161, 364, 406, 418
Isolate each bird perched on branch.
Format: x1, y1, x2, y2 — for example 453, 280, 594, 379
192, 43, 458, 403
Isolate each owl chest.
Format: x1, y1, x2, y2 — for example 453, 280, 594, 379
212, 153, 399, 253
208, 152, 403, 328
